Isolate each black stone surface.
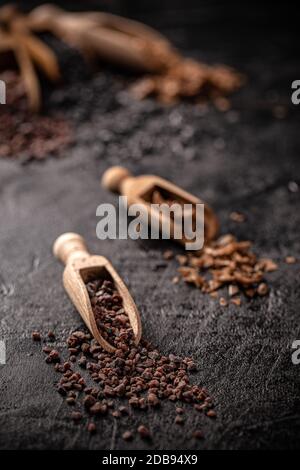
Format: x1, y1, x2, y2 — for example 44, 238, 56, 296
0, 1, 300, 450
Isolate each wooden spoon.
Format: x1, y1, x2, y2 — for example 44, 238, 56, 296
53, 232, 142, 353
101, 166, 219, 245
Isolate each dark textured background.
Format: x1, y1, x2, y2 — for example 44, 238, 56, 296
0, 0, 300, 450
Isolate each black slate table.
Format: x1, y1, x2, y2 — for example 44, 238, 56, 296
0, 0, 299, 450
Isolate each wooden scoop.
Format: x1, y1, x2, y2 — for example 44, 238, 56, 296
53, 232, 142, 353
28, 4, 178, 73
101, 166, 219, 245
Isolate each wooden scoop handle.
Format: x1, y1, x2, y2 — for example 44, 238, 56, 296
101, 166, 133, 193
53, 232, 90, 265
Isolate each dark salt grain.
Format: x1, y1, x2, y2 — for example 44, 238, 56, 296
174, 415, 185, 425
32, 331, 41, 341
42, 326, 214, 441
257, 282, 269, 296
87, 422, 97, 434
68, 347, 78, 355
89, 402, 108, 416
47, 331, 55, 341
193, 430, 204, 440
122, 430, 133, 441
137, 425, 151, 440
66, 397, 76, 406
163, 250, 174, 260
78, 356, 87, 368
119, 406, 129, 415
83, 395, 96, 409
57, 386, 67, 396
45, 349, 60, 363
71, 411, 82, 423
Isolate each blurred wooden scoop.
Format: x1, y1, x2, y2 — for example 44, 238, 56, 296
101, 166, 219, 245
28, 4, 179, 72
53, 232, 142, 352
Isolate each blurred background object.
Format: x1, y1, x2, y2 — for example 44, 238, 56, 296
0, 2, 243, 113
